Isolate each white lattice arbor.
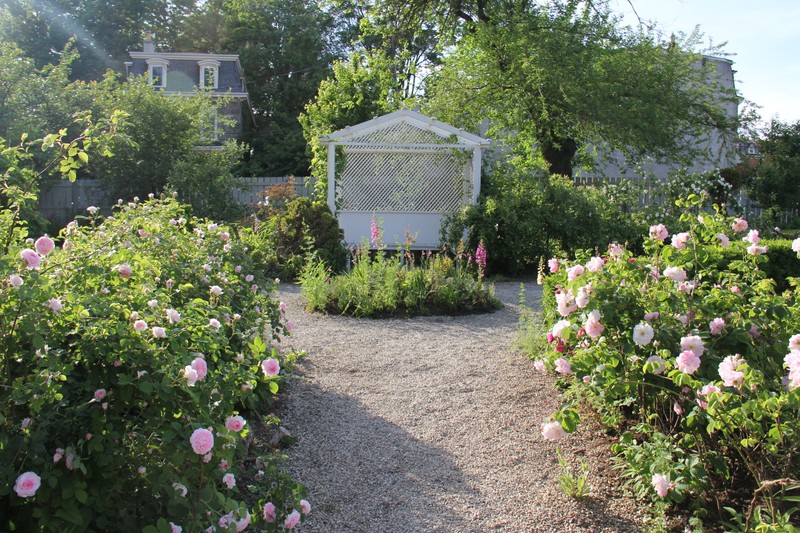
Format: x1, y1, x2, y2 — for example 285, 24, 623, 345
322, 110, 489, 249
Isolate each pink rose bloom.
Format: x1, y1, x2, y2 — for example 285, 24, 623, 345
47, 298, 63, 313
172, 482, 188, 497
554, 357, 572, 375
9, 274, 24, 287
633, 323, 655, 346
210, 285, 223, 296
208, 318, 221, 329
649, 224, 668, 241
208, 223, 219, 232
133, 319, 148, 332
35, 236, 55, 256
743, 229, 760, 245
225, 415, 246, 433
170, 522, 182, 533
644, 311, 660, 322
300, 499, 311, 515
556, 290, 577, 317
94, 388, 107, 401
793, 238, 800, 253
65, 451, 75, 470
717, 234, 730, 247
189, 428, 214, 455
680, 334, 705, 358
203, 452, 212, 463
552, 317, 574, 338
20, 249, 41, 268
235, 512, 250, 532
263, 502, 277, 522
152, 326, 166, 339
575, 286, 590, 309
645, 355, 666, 375
547, 258, 560, 273
166, 309, 181, 324
732, 217, 748, 232
673, 402, 683, 416
245, 274, 254, 282
699, 384, 721, 396
191, 357, 208, 380
671, 232, 690, 249
651, 474, 671, 497
709, 318, 725, 336
608, 242, 624, 258
14, 471, 41, 498
222, 473, 236, 489
184, 366, 198, 387
789, 335, 800, 352
117, 264, 133, 279
730, 286, 741, 294
284, 510, 301, 530
261, 358, 280, 377
286, 321, 296, 332
663, 266, 687, 282
137, 466, 146, 474
719, 354, 745, 387
747, 245, 768, 255
279, 301, 287, 312
220, 231, 230, 241
676, 350, 701, 374
584, 309, 604, 339
541, 421, 568, 441
533, 360, 546, 372
567, 265, 585, 281
53, 448, 64, 463
586, 256, 604, 273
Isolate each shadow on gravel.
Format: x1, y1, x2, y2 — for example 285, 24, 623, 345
282, 368, 482, 533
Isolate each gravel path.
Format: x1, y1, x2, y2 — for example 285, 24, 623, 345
277, 282, 647, 532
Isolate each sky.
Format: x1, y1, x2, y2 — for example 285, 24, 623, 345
611, 0, 800, 126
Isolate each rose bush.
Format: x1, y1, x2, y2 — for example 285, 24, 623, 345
536, 195, 800, 528
1, 129, 308, 530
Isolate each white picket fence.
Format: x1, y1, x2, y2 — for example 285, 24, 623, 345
38, 177, 314, 225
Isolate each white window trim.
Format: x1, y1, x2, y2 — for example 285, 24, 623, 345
146, 58, 169, 88
198, 60, 221, 90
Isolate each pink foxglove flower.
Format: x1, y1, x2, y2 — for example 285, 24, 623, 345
14, 472, 41, 498
732, 217, 748, 232
676, 350, 701, 374
633, 323, 654, 346
261, 358, 280, 377
651, 474, 671, 497
649, 224, 668, 241
225, 415, 246, 433
284, 509, 301, 530
541, 421, 568, 441
34, 236, 55, 256
263, 502, 277, 522
709, 318, 726, 336
20, 249, 41, 269
189, 428, 214, 454
222, 473, 236, 489
554, 357, 572, 375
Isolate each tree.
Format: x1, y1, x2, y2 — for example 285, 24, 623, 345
746, 119, 800, 211
372, 0, 739, 177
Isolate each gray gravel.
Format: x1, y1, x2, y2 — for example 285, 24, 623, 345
277, 281, 647, 532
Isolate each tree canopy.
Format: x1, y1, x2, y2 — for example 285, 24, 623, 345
746, 119, 800, 212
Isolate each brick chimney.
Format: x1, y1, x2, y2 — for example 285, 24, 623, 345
143, 32, 155, 53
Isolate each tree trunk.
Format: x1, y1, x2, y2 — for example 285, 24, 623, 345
541, 136, 577, 177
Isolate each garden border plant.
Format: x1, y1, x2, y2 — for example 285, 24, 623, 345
532, 194, 800, 530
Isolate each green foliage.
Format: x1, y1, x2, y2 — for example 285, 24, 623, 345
0, 126, 306, 530
242, 197, 347, 280
300, 245, 500, 317
746, 119, 800, 211
533, 195, 800, 527
556, 447, 590, 499
166, 141, 246, 221
441, 165, 646, 275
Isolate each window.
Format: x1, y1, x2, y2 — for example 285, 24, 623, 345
146, 59, 169, 88
200, 110, 219, 143
198, 60, 221, 90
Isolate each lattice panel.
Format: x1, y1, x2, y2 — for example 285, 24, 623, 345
349, 122, 444, 145
339, 150, 472, 212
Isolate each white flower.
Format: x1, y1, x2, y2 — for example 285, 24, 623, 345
633, 323, 654, 346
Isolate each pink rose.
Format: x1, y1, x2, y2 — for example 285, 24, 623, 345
208, 318, 221, 329
663, 266, 686, 282
541, 421, 568, 440
222, 473, 235, 489
245, 274, 254, 282
633, 323, 654, 346
680, 334, 705, 357
743, 229, 760, 245
649, 224, 668, 241
190, 357, 208, 380
644, 312, 660, 322
117, 264, 133, 279
152, 326, 166, 339
676, 350, 701, 374
34, 236, 55, 256
9, 274, 23, 287
547, 258, 559, 273
166, 309, 181, 324
651, 474, 671, 497
793, 238, 800, 253
567, 265, 585, 281
554, 357, 572, 375
300, 499, 311, 515
586, 256, 604, 273
170, 522, 182, 533
94, 388, 107, 401
584, 309, 604, 339
533, 360, 546, 372
189, 428, 214, 455
225, 415, 246, 433
184, 366, 198, 387
284, 509, 301, 530
671, 232, 690, 249
14, 471, 41, 498
645, 355, 666, 375
133, 319, 148, 332
210, 285, 223, 296
53, 448, 64, 463
263, 502, 277, 522
732, 217, 748, 232
20, 249, 41, 269
719, 355, 745, 388
47, 298, 63, 313
709, 318, 726, 336
261, 358, 280, 377
717, 234, 730, 247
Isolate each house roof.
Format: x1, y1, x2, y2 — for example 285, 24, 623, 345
321, 109, 490, 147
129, 51, 245, 79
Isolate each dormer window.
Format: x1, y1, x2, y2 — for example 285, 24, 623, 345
198, 60, 221, 89
146, 58, 169, 88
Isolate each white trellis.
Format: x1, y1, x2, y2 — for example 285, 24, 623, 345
321, 109, 489, 249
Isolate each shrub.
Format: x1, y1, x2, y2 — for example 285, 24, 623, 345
534, 195, 800, 528
1, 126, 307, 531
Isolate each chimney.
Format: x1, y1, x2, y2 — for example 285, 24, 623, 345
143, 32, 155, 53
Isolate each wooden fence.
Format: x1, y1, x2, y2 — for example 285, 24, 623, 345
38, 177, 314, 225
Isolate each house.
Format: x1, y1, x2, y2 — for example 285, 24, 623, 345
321, 109, 490, 249
125, 33, 251, 146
